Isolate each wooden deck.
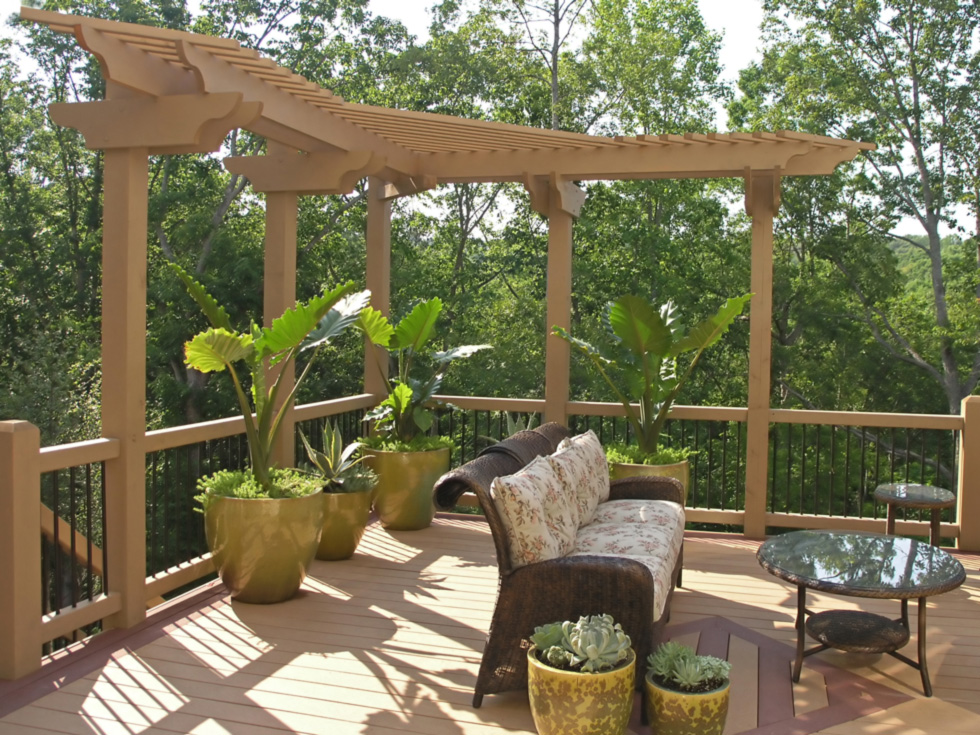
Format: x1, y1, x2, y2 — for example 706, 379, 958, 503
1, 516, 979, 735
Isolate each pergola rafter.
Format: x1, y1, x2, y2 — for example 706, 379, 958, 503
20, 6, 877, 634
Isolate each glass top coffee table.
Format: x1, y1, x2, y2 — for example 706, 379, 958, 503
757, 530, 966, 696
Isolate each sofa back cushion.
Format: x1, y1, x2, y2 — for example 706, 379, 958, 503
491, 455, 577, 568
549, 430, 609, 526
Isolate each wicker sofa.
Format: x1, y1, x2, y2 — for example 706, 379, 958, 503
432, 423, 685, 707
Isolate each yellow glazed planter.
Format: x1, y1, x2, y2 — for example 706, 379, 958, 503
644, 671, 730, 735
527, 646, 636, 735
205, 491, 324, 604
610, 459, 690, 505
363, 447, 449, 530
317, 489, 373, 560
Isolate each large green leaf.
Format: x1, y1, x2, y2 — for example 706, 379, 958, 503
356, 306, 394, 346
387, 381, 414, 415
301, 289, 371, 353
257, 282, 357, 360
671, 294, 752, 356
390, 298, 441, 352
169, 263, 233, 331
432, 344, 491, 364
184, 328, 253, 373
608, 295, 671, 357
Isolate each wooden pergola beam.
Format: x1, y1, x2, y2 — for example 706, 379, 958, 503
224, 150, 386, 195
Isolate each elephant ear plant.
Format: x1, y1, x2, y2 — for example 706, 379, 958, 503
357, 296, 490, 449
553, 293, 752, 464
171, 263, 370, 502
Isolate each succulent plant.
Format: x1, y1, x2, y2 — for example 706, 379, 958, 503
647, 641, 731, 693
530, 614, 632, 673
300, 420, 378, 493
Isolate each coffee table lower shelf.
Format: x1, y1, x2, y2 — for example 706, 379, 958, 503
793, 589, 934, 695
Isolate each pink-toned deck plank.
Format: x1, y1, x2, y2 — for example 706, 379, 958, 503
1, 520, 978, 735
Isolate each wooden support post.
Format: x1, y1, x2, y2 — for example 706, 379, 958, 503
101, 147, 149, 629
532, 175, 585, 426
264, 185, 298, 468
957, 395, 980, 551
365, 176, 392, 396
0, 421, 42, 679
743, 169, 780, 539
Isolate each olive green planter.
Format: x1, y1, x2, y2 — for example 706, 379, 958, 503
317, 489, 373, 560
644, 671, 730, 735
527, 646, 636, 735
610, 459, 690, 505
363, 447, 449, 530
205, 492, 324, 604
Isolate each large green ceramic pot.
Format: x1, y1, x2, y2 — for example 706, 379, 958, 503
527, 646, 636, 735
363, 447, 449, 530
610, 459, 690, 505
205, 492, 324, 604
317, 489, 373, 560
644, 670, 730, 735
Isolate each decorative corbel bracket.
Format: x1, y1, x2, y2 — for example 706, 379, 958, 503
49, 93, 262, 154
75, 25, 199, 97
223, 150, 387, 195
744, 166, 782, 217
379, 171, 437, 200
524, 172, 586, 218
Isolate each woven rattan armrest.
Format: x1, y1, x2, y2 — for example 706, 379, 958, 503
608, 475, 684, 504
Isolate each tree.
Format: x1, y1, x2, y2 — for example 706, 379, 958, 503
741, 0, 980, 413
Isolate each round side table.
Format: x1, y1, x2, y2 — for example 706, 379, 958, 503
873, 483, 956, 546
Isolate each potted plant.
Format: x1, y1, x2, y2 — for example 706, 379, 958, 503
553, 293, 752, 502
527, 614, 636, 735
299, 420, 378, 560
356, 296, 490, 530
172, 263, 369, 603
645, 641, 731, 735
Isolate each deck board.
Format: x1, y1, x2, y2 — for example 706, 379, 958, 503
2, 519, 979, 735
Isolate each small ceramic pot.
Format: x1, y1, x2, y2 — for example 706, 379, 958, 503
316, 489, 373, 560
644, 670, 730, 735
527, 646, 636, 735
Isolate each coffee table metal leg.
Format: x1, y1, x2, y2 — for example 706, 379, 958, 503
793, 585, 806, 682
918, 596, 932, 697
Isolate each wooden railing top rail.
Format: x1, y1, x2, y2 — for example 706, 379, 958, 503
769, 408, 962, 430
39, 438, 120, 474
144, 393, 376, 453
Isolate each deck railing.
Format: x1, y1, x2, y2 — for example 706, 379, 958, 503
2, 394, 978, 679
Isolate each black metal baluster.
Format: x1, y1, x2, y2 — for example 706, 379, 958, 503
86, 463, 94, 601
69, 466, 78, 608
52, 472, 62, 613
844, 427, 852, 516
829, 426, 836, 516
800, 424, 807, 514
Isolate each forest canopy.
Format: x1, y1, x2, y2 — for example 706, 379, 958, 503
1, 0, 978, 446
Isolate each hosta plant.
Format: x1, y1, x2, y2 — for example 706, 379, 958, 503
530, 614, 632, 673
647, 640, 731, 693
171, 263, 369, 498
553, 293, 751, 464
357, 297, 490, 450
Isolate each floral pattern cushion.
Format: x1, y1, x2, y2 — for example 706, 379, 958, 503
550, 430, 609, 526
571, 501, 685, 621
491, 455, 578, 567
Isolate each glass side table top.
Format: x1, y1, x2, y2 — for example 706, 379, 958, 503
873, 483, 956, 509
756, 530, 965, 598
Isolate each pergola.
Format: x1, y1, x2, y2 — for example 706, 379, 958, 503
20, 6, 874, 630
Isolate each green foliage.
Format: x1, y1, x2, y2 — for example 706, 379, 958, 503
172, 263, 369, 492
299, 420, 378, 493
554, 293, 752, 458
194, 468, 322, 513
530, 614, 632, 674
358, 297, 490, 445
604, 442, 692, 466
648, 640, 730, 693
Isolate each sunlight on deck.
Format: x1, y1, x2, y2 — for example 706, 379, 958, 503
2, 517, 979, 735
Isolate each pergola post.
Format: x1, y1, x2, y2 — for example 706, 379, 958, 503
0, 421, 42, 679
743, 169, 780, 540
528, 175, 586, 426
263, 183, 299, 468
102, 146, 150, 628
365, 177, 392, 396
957, 395, 980, 551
